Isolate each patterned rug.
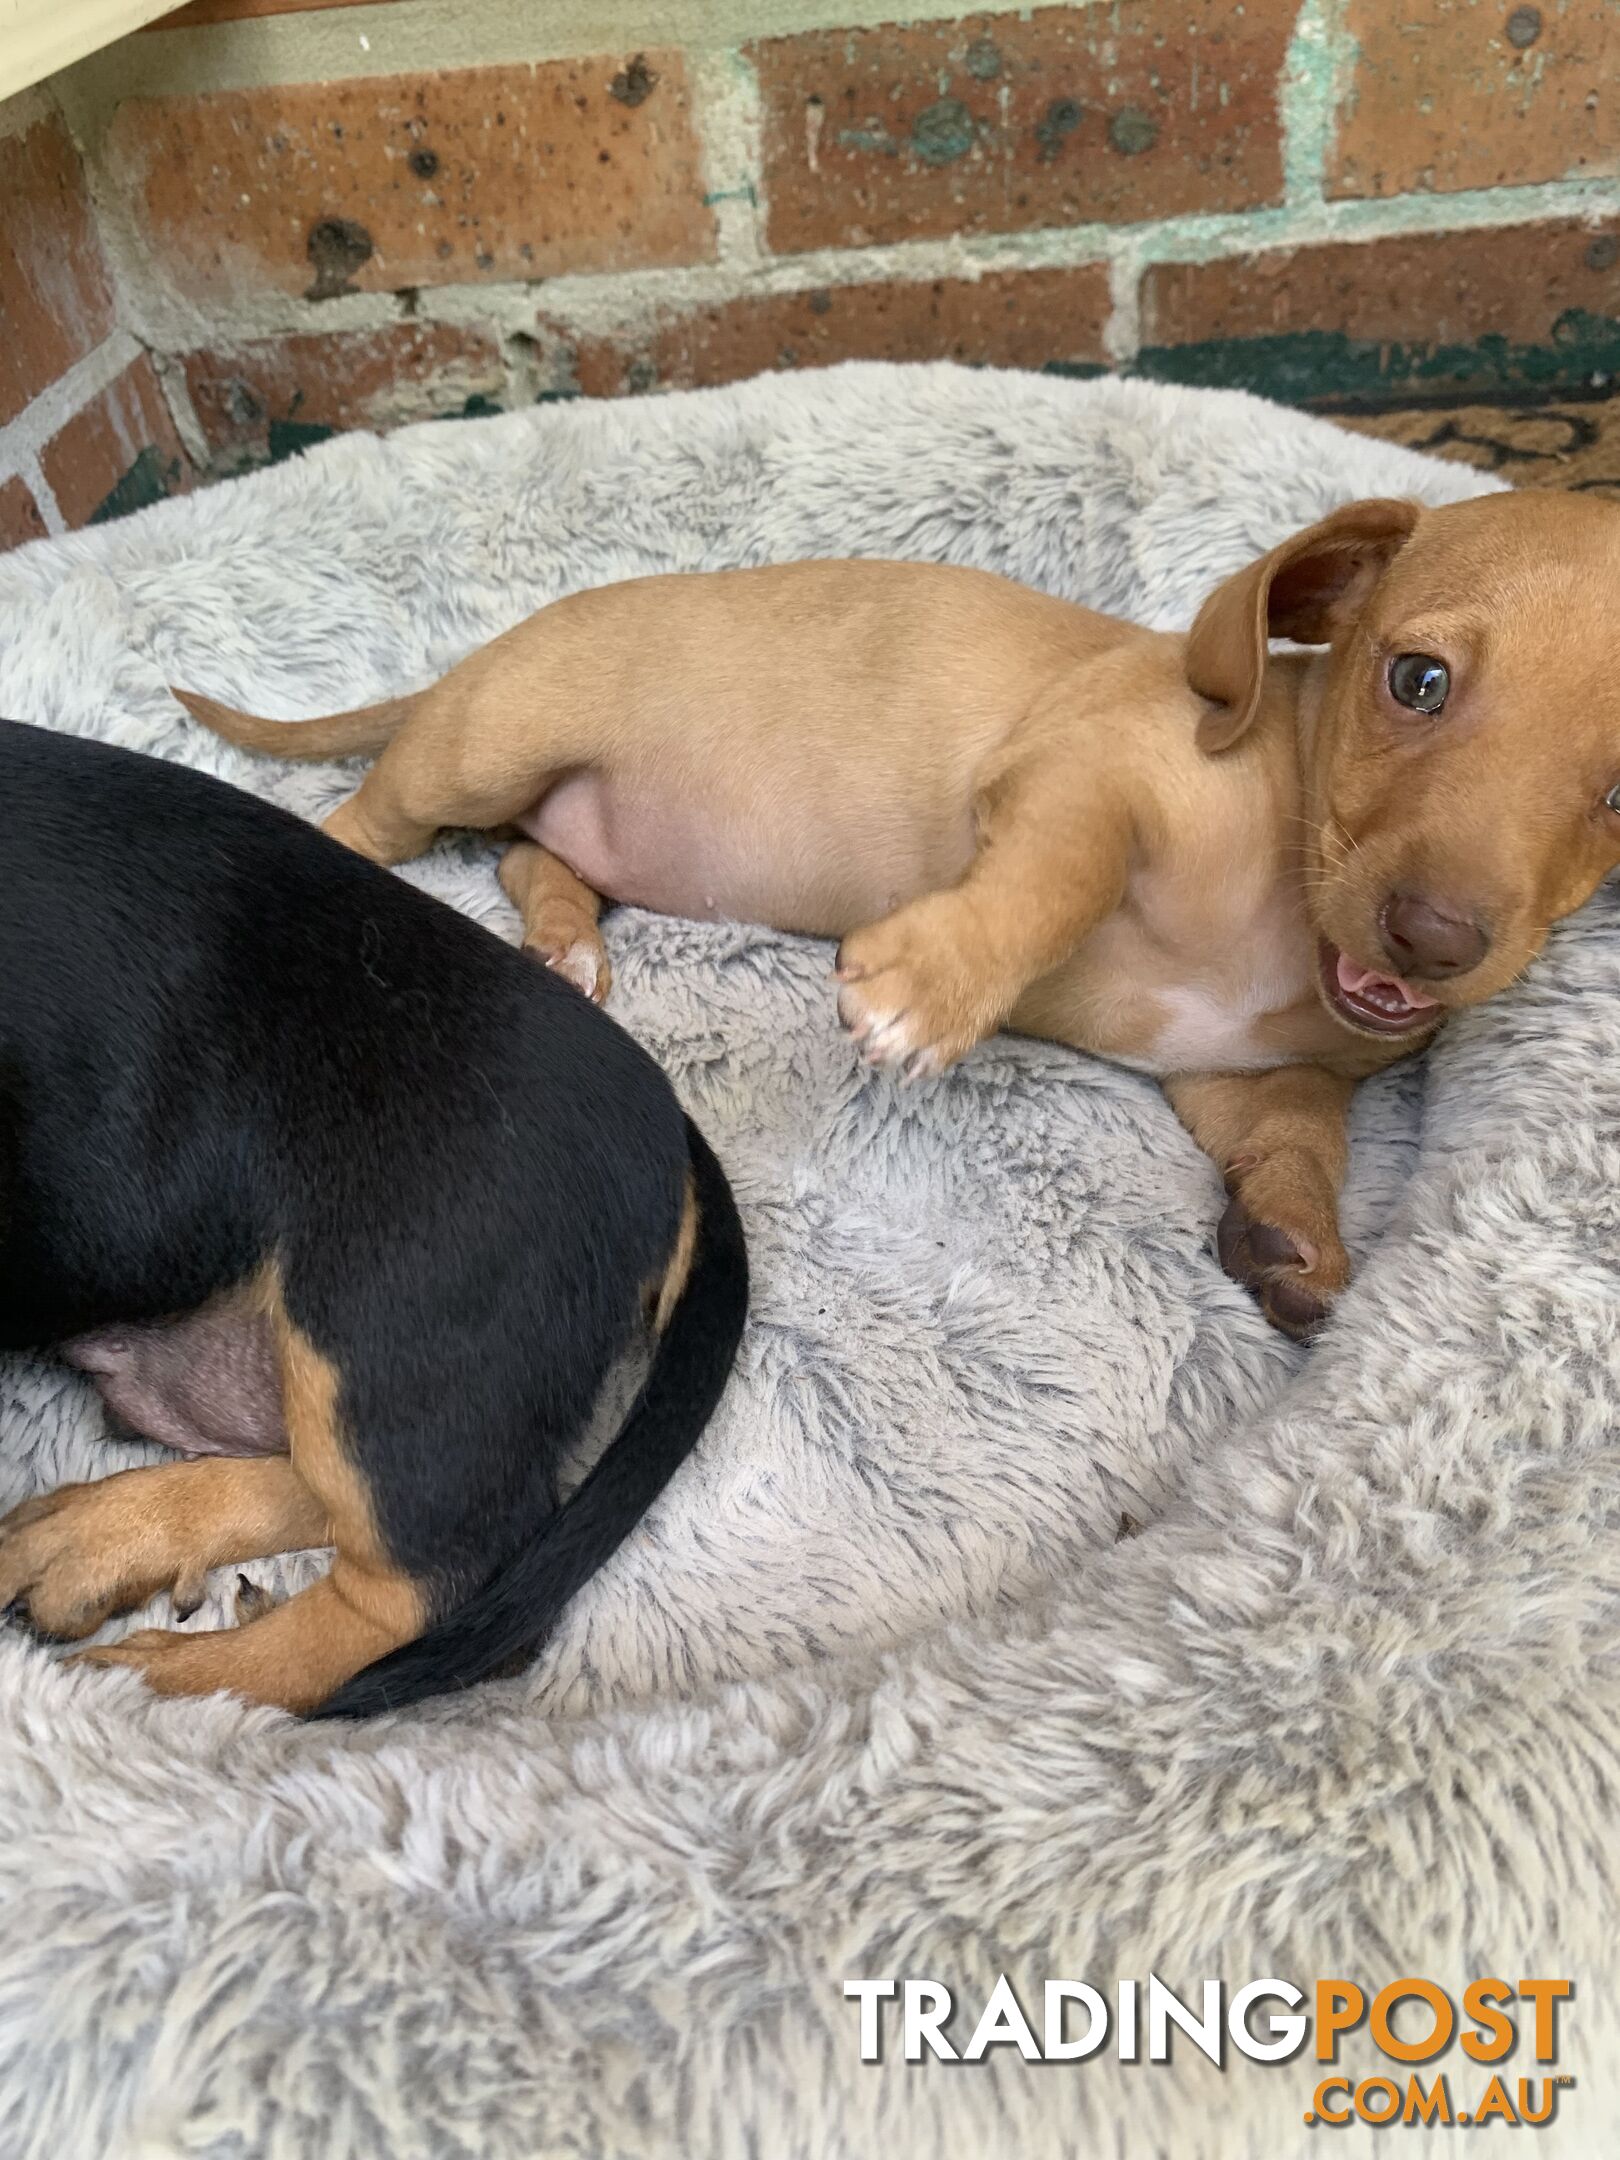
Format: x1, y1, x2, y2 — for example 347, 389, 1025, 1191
1333, 388, 1620, 498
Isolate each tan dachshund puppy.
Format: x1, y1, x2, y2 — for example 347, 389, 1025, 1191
176, 490, 1620, 1336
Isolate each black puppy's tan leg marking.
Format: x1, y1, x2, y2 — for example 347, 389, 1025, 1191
646, 1172, 698, 1335
500, 839, 610, 1002
0, 1457, 327, 1641
78, 1272, 425, 1711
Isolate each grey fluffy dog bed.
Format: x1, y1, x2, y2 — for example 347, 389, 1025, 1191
0, 364, 1614, 2158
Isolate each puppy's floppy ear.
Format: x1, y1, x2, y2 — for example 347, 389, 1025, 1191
1186, 498, 1421, 753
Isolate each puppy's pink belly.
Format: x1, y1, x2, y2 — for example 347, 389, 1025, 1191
521, 776, 920, 931
63, 1315, 289, 1458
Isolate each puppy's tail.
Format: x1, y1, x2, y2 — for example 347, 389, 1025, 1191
171, 685, 414, 760
312, 1117, 748, 1721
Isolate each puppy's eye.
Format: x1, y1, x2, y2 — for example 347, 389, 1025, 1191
1606, 781, 1620, 818
1388, 653, 1450, 714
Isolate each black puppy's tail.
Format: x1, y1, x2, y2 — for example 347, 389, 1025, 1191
313, 1118, 746, 1720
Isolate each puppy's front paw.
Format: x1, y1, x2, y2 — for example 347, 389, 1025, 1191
1216, 1156, 1350, 1339
835, 911, 999, 1080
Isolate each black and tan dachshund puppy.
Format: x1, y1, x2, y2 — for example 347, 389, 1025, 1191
0, 719, 746, 1717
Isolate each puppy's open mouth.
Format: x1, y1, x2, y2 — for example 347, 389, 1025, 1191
1318, 941, 1441, 1037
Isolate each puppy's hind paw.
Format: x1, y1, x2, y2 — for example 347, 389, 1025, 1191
234, 1573, 276, 1625
524, 931, 612, 1004
0, 1482, 151, 1642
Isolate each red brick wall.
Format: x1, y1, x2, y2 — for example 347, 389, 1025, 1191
4, 1, 1618, 553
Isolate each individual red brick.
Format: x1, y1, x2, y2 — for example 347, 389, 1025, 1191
0, 111, 117, 427
1330, 0, 1620, 199
750, 3, 1292, 255
0, 475, 49, 551
554, 265, 1112, 397
1140, 220, 1620, 352
101, 56, 715, 304
183, 322, 506, 464
40, 356, 195, 529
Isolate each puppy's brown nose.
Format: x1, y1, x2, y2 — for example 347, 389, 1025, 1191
1378, 891, 1488, 979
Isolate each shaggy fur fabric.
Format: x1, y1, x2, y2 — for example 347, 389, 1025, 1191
0, 365, 1613, 2159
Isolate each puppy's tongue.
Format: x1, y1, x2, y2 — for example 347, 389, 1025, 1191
1335, 951, 1440, 1019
